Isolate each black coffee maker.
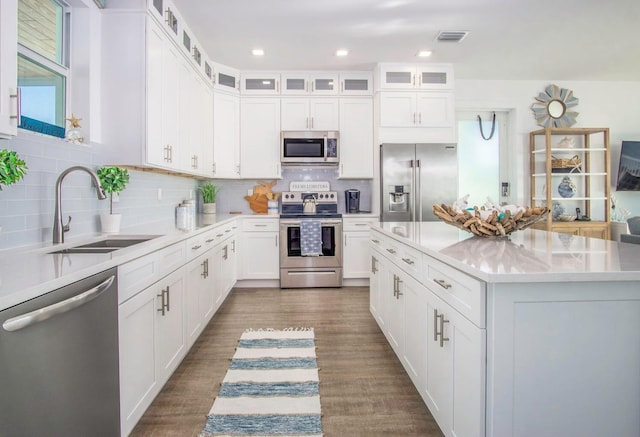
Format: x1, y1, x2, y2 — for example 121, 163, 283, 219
345, 189, 360, 213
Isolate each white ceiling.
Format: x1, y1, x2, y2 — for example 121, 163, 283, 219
171, 0, 640, 81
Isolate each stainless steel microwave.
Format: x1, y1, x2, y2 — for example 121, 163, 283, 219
281, 131, 339, 165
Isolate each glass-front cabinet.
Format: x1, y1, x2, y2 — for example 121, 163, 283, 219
212, 62, 240, 93
377, 63, 454, 90
241, 73, 280, 95
529, 127, 611, 239
339, 72, 373, 96
281, 73, 339, 95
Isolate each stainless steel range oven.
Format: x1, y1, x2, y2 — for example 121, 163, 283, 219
279, 189, 343, 288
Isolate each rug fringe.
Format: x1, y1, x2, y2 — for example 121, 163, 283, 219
243, 327, 314, 333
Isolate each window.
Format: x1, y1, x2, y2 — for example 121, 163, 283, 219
17, 0, 69, 137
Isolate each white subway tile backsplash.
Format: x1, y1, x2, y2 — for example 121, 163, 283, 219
0, 132, 199, 250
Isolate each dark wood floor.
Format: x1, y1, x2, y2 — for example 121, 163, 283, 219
130, 287, 443, 437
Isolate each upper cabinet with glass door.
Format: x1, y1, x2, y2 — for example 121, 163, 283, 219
281, 73, 339, 95
241, 73, 280, 95
376, 63, 454, 91
212, 62, 240, 94
339, 72, 373, 96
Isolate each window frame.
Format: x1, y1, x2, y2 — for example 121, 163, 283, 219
17, 0, 71, 137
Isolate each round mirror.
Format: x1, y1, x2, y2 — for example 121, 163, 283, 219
547, 100, 566, 119
531, 84, 579, 128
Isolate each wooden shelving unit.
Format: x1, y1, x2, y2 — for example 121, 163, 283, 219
529, 127, 611, 239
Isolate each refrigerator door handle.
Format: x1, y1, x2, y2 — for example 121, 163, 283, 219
416, 159, 422, 221
410, 160, 416, 221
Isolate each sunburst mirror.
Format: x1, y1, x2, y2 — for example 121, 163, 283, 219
531, 84, 579, 128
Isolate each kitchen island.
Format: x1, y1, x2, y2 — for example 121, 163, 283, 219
370, 221, 640, 437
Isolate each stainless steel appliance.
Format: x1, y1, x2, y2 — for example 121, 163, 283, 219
280, 190, 343, 288
0, 268, 120, 435
380, 143, 458, 222
345, 189, 360, 213
281, 131, 339, 165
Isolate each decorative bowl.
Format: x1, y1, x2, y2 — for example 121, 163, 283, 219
432, 204, 549, 237
556, 214, 577, 222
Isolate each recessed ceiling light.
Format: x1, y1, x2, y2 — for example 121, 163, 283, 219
251, 49, 264, 56
335, 49, 349, 57
416, 50, 432, 57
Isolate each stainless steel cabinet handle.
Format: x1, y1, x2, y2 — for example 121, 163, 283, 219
191, 244, 202, 250
9, 88, 21, 125
371, 256, 378, 274
386, 248, 396, 254
419, 113, 422, 124
433, 278, 452, 290
396, 277, 403, 299
439, 313, 450, 347
402, 257, 415, 265
157, 286, 169, 316
232, 240, 236, 252
371, 239, 380, 244
217, 233, 224, 237
433, 309, 440, 342
223, 245, 228, 260
392, 274, 398, 297
413, 112, 416, 124
344, 235, 347, 246
2, 275, 115, 332
201, 259, 208, 278
205, 238, 215, 243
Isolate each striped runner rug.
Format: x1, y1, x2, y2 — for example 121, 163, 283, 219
200, 328, 322, 436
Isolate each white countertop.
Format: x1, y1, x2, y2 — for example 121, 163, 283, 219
373, 221, 640, 283
0, 213, 247, 311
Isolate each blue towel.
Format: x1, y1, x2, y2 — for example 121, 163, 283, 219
300, 220, 322, 256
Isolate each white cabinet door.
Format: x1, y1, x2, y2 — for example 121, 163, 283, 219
155, 267, 186, 383
399, 271, 427, 393
339, 99, 373, 178
415, 92, 455, 128
185, 252, 215, 347
0, 0, 17, 138
343, 231, 373, 278
379, 92, 416, 127
281, 98, 309, 130
424, 290, 485, 437
281, 98, 338, 131
309, 99, 339, 130
378, 64, 416, 89
369, 250, 382, 318
240, 232, 279, 280
385, 264, 405, 356
213, 62, 240, 93
377, 64, 454, 90
240, 98, 281, 178
118, 283, 159, 437
213, 90, 240, 178
200, 82, 215, 176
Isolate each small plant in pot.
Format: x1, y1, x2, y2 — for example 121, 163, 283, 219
0, 149, 27, 191
0, 149, 27, 236
97, 166, 130, 233
199, 182, 219, 214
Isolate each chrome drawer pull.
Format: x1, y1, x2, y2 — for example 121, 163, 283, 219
191, 244, 202, 250
433, 278, 452, 290
386, 248, 396, 254
205, 238, 215, 243
402, 257, 415, 265
371, 239, 380, 244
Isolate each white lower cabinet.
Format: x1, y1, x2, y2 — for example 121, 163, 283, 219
118, 266, 186, 437
239, 218, 279, 280
119, 220, 240, 436
371, 229, 485, 437
343, 217, 378, 278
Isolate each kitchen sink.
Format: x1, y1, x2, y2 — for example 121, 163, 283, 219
49, 236, 159, 254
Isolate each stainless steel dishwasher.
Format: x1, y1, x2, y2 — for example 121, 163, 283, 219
0, 268, 120, 436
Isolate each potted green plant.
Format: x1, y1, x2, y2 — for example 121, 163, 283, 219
199, 182, 219, 214
97, 166, 130, 233
0, 149, 27, 191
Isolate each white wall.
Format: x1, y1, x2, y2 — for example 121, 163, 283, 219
456, 79, 640, 217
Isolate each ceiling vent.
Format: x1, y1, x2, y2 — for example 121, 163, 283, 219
435, 31, 469, 43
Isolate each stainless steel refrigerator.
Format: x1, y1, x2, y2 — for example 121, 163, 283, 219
380, 143, 458, 222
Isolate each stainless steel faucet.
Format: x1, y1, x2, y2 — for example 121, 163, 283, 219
53, 166, 107, 244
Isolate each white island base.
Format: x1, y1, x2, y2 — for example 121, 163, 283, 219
370, 222, 640, 437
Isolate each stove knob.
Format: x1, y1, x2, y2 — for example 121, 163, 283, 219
330, 193, 335, 198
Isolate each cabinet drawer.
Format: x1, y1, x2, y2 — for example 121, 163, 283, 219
186, 229, 216, 260
343, 218, 378, 232
118, 241, 187, 304
397, 244, 422, 279
424, 255, 486, 328
243, 218, 279, 232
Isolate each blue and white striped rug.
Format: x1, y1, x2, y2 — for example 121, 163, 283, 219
200, 328, 322, 437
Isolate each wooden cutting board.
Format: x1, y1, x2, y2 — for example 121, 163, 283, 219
244, 180, 279, 213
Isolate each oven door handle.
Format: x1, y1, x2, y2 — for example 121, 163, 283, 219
280, 219, 342, 226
